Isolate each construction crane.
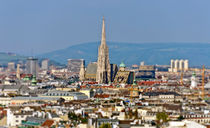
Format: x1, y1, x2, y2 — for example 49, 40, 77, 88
186, 66, 207, 100
180, 71, 183, 86
193, 65, 206, 99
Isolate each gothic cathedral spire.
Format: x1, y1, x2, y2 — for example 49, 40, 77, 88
96, 17, 111, 84
79, 60, 85, 81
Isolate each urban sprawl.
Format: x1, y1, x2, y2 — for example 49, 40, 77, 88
0, 18, 210, 128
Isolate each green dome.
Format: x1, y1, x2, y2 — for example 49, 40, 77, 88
120, 62, 126, 68
31, 76, 37, 85
192, 71, 196, 77
23, 75, 30, 81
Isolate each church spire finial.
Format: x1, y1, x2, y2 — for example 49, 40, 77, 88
101, 16, 106, 45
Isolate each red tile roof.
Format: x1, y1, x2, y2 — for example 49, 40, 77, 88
94, 94, 110, 98
137, 81, 167, 85
41, 120, 54, 128
20, 74, 32, 78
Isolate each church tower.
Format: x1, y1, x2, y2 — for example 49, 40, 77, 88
79, 60, 85, 81
16, 64, 20, 79
190, 71, 197, 89
96, 17, 111, 84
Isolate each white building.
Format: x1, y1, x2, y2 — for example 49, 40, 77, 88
6, 107, 33, 127
168, 120, 206, 128
169, 59, 189, 72
190, 72, 197, 89
41, 59, 49, 70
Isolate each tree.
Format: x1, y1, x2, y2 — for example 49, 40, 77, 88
125, 112, 128, 119
134, 109, 138, 119
177, 115, 185, 121
156, 112, 168, 127
128, 110, 133, 119
99, 123, 112, 128
57, 98, 65, 104
68, 112, 88, 125
68, 112, 79, 121
81, 118, 88, 123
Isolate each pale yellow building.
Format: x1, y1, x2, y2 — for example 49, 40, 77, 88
79, 89, 93, 98
41, 90, 88, 101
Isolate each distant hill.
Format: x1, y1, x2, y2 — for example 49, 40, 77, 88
0, 52, 26, 66
39, 42, 210, 66
0, 52, 63, 67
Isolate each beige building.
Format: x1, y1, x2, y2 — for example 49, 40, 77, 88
41, 90, 88, 101
11, 97, 59, 105
7, 62, 15, 72
67, 59, 84, 72
0, 97, 11, 105
85, 62, 97, 81
113, 62, 134, 84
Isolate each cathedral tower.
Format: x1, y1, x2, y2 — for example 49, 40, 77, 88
16, 64, 20, 79
96, 17, 111, 84
79, 60, 85, 81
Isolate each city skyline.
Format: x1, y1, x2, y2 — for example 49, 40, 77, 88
0, 1, 210, 127
0, 0, 210, 55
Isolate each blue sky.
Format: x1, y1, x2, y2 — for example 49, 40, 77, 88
0, 0, 210, 55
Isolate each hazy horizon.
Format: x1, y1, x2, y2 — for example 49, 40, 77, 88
0, 0, 210, 55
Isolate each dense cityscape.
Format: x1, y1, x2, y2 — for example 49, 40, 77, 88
0, 17, 209, 128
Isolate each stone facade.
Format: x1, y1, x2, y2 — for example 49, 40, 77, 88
67, 59, 84, 73
96, 17, 111, 84
79, 60, 85, 81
